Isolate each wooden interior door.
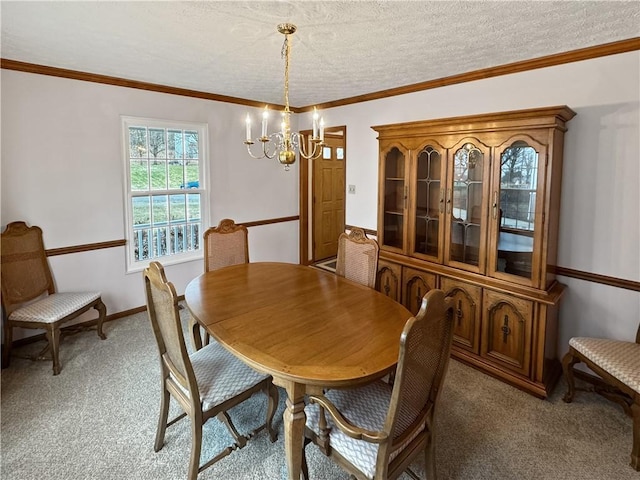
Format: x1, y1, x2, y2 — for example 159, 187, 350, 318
312, 133, 345, 261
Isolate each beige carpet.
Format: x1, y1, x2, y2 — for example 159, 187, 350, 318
1, 305, 636, 480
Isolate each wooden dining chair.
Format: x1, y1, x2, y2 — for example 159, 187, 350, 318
335, 227, 380, 289
190, 218, 249, 349
302, 289, 454, 480
203, 218, 249, 272
562, 323, 640, 470
1, 221, 106, 375
143, 261, 278, 480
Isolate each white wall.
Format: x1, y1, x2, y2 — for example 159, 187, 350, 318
2, 51, 639, 354
1, 71, 300, 339
319, 51, 640, 354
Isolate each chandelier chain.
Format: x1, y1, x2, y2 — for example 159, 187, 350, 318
282, 35, 290, 112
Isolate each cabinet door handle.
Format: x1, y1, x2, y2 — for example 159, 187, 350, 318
501, 314, 511, 343
439, 190, 445, 214
404, 186, 408, 210
492, 191, 498, 220
446, 188, 452, 214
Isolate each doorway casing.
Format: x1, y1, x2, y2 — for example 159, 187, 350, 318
298, 126, 347, 265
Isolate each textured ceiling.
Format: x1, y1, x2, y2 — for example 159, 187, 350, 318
1, 1, 639, 108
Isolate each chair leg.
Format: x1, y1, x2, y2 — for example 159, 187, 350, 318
217, 411, 247, 448
189, 317, 203, 351
562, 349, 580, 403
424, 427, 437, 480
2, 322, 13, 369
265, 383, 279, 442
154, 387, 171, 452
631, 397, 640, 471
45, 326, 62, 375
95, 299, 107, 340
301, 440, 310, 480
188, 417, 203, 480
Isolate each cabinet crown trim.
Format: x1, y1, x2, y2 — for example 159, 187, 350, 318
372, 105, 576, 138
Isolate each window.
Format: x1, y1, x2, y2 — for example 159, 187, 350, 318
122, 117, 208, 272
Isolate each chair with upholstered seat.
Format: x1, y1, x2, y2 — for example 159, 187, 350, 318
302, 289, 454, 480
189, 218, 249, 349
562, 324, 640, 470
335, 227, 379, 289
1, 221, 106, 375
143, 261, 278, 480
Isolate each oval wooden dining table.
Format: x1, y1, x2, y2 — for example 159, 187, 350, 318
184, 262, 412, 480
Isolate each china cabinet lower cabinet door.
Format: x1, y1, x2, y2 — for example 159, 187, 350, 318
441, 277, 482, 354
376, 260, 402, 303
402, 267, 437, 315
481, 290, 533, 376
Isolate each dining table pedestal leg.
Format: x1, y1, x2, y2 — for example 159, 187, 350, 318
281, 381, 307, 480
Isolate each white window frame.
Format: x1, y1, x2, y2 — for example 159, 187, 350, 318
121, 116, 209, 273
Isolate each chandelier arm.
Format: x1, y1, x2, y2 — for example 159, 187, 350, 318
299, 145, 323, 160
245, 139, 278, 160
290, 132, 303, 155
293, 132, 324, 160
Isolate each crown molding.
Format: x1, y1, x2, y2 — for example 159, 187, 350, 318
300, 37, 640, 111
0, 58, 291, 111
2, 37, 638, 112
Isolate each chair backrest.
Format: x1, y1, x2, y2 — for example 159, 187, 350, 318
380, 289, 454, 462
203, 218, 249, 272
143, 261, 198, 398
335, 228, 379, 288
0, 221, 55, 316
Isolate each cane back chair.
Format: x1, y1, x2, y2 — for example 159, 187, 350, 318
303, 289, 454, 480
203, 218, 249, 272
1, 221, 106, 375
143, 261, 278, 480
562, 323, 640, 470
335, 227, 380, 289
189, 218, 249, 349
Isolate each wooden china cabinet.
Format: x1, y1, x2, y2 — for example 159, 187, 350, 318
374, 106, 575, 398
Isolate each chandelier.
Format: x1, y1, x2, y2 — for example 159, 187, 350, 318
243, 23, 324, 170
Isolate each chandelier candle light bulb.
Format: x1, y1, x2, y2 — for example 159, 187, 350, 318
261, 107, 269, 139
243, 23, 325, 170
312, 107, 319, 138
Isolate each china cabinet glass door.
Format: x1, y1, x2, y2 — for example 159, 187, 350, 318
411, 143, 445, 262
381, 146, 408, 252
445, 139, 490, 272
489, 137, 547, 286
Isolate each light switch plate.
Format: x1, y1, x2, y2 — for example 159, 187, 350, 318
348, 184, 356, 194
